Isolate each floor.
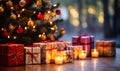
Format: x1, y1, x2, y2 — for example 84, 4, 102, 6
0, 49, 120, 71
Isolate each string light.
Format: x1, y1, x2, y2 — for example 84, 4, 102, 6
38, 34, 41, 38
8, 36, 10, 39
50, 21, 53, 25
48, 10, 51, 13
33, 26, 36, 28
18, 14, 20, 18
1, 28, 4, 31
53, 4, 57, 7
24, 27, 27, 30
33, 11, 36, 14
21, 8, 25, 12
13, 36, 17, 39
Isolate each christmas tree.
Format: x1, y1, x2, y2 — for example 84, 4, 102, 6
0, 0, 65, 45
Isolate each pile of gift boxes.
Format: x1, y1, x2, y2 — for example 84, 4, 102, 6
0, 34, 116, 66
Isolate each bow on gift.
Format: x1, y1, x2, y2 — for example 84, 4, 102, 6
26, 50, 39, 64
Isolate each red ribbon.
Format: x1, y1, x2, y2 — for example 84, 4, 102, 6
26, 48, 39, 64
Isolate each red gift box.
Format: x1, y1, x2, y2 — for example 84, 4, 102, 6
72, 36, 81, 45
0, 44, 24, 66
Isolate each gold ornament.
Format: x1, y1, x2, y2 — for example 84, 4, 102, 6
27, 18, 34, 27
40, 33, 46, 41
36, 0, 42, 7
6, 0, 13, 7
51, 25, 57, 32
10, 13, 17, 20
60, 28, 65, 35
50, 12, 56, 17
44, 13, 50, 21
9, 24, 15, 31
0, 6, 4, 13
19, 0, 26, 7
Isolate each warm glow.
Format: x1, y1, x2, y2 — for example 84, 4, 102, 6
38, 34, 41, 37
98, 12, 104, 24
25, 27, 27, 30
70, 19, 79, 27
33, 26, 36, 28
13, 36, 16, 39
18, 14, 20, 18
55, 56, 63, 64
53, 4, 57, 7
48, 10, 51, 13
91, 49, 99, 58
88, 7, 96, 14
1, 28, 4, 31
8, 36, 10, 39
79, 50, 86, 59
69, 8, 79, 18
21, 8, 25, 12
33, 11, 36, 14
82, 22, 87, 28
50, 21, 53, 25
93, 59, 98, 71
51, 27, 54, 30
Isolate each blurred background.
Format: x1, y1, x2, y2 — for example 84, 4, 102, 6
52, 0, 120, 46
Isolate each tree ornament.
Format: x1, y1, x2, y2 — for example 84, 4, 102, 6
44, 13, 50, 21
27, 18, 34, 27
25, 0, 29, 5
0, 6, 4, 13
16, 26, 23, 34
39, 33, 46, 41
6, 0, 13, 7
56, 10, 61, 15
50, 12, 56, 17
60, 28, 65, 35
19, 0, 26, 7
51, 25, 57, 31
2, 31, 9, 38
10, 13, 17, 20
37, 13, 44, 20
47, 33, 55, 41
36, 0, 42, 7
9, 24, 15, 31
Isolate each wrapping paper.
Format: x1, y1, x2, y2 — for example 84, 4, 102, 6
57, 50, 73, 63
25, 47, 41, 64
80, 36, 92, 56
96, 40, 116, 57
38, 42, 57, 64
67, 45, 83, 59
0, 44, 24, 66
72, 36, 81, 45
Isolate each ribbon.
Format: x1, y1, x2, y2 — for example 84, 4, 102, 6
26, 48, 40, 64
0, 44, 24, 66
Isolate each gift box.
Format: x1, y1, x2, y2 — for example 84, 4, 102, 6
80, 36, 91, 56
0, 44, 24, 66
36, 42, 57, 64
72, 36, 81, 45
67, 45, 83, 59
25, 47, 41, 64
57, 50, 73, 63
64, 50, 73, 63
96, 40, 116, 57
56, 41, 71, 50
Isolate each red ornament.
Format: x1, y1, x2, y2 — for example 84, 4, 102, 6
25, 0, 29, 5
56, 10, 61, 15
16, 27, 23, 34
37, 13, 44, 20
2, 31, 9, 38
